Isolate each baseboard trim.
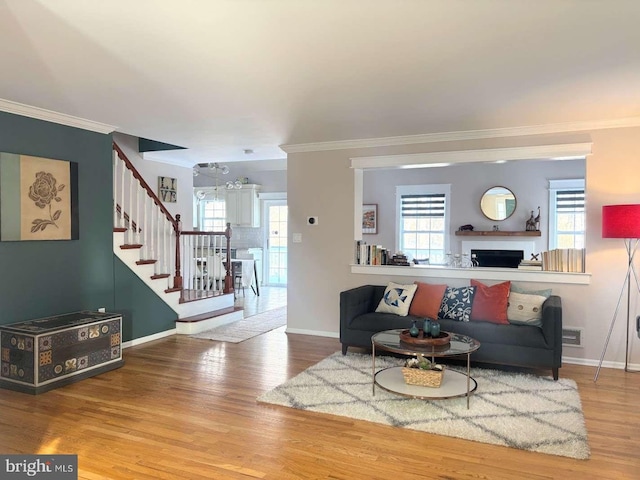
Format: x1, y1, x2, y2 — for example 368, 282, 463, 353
562, 355, 640, 371
122, 329, 176, 349
285, 328, 339, 339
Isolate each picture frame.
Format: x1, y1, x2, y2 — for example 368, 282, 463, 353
158, 176, 177, 203
362, 204, 378, 234
0, 152, 79, 241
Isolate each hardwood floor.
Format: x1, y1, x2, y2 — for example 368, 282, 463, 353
0, 320, 638, 479
234, 285, 287, 317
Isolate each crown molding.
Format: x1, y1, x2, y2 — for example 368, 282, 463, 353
281, 117, 640, 154
0, 98, 116, 134
350, 143, 592, 169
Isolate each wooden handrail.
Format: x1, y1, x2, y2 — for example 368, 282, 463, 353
113, 142, 182, 289
113, 143, 178, 230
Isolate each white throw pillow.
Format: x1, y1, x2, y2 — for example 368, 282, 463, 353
507, 291, 546, 327
375, 282, 418, 316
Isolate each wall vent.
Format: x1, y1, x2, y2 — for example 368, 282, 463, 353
562, 327, 584, 347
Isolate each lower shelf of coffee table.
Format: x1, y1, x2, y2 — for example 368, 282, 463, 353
374, 367, 477, 400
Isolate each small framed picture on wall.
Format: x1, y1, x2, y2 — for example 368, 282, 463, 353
362, 204, 377, 234
158, 176, 177, 203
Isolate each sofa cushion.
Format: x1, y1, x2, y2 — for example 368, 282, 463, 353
438, 286, 476, 322
438, 318, 549, 349
375, 282, 417, 316
349, 312, 416, 332
507, 291, 546, 327
470, 279, 510, 324
409, 282, 447, 319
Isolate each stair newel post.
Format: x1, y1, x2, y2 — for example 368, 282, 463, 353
223, 222, 234, 294
173, 214, 183, 290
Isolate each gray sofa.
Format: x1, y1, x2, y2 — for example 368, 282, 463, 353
340, 284, 563, 380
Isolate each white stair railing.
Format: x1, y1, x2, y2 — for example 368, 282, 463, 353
112, 143, 234, 300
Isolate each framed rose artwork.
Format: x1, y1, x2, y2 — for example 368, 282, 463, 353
0, 152, 79, 241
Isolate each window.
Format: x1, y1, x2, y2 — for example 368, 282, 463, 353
396, 184, 450, 264
200, 198, 227, 231
548, 179, 585, 250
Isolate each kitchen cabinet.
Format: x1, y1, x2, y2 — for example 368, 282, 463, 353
226, 184, 261, 227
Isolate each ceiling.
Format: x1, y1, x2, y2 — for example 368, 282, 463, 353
2, 1, 640, 167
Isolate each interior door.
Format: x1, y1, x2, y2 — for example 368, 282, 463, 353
264, 200, 287, 286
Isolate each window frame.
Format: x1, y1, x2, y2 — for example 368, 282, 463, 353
395, 183, 451, 264
548, 178, 585, 250
194, 187, 227, 231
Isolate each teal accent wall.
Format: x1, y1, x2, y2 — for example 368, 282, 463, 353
0, 111, 177, 341
114, 257, 177, 340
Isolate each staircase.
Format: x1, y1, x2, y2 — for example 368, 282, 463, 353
112, 143, 243, 334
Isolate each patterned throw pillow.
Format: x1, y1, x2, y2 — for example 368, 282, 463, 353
438, 286, 476, 321
507, 291, 546, 327
375, 282, 418, 316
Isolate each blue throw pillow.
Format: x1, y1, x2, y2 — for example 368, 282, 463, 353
438, 286, 476, 321
510, 284, 552, 299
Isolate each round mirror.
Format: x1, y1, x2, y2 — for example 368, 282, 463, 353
480, 186, 517, 221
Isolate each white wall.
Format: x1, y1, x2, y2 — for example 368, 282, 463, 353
114, 133, 194, 230
287, 127, 640, 371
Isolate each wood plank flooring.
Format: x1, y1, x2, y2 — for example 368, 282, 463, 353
0, 319, 638, 479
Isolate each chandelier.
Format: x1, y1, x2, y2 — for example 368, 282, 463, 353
193, 162, 243, 190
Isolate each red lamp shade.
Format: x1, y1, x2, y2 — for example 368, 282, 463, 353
602, 204, 640, 238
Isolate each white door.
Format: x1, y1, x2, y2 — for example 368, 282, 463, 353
263, 200, 287, 285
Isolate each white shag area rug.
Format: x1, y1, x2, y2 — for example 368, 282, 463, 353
192, 306, 286, 343
257, 352, 590, 459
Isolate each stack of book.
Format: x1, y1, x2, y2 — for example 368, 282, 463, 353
387, 253, 410, 266
355, 241, 389, 265
518, 259, 543, 271
540, 248, 585, 273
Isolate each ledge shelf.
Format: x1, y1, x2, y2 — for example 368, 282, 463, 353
454, 230, 541, 237
350, 264, 590, 285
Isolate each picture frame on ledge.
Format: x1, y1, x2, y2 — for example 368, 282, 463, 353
362, 204, 378, 234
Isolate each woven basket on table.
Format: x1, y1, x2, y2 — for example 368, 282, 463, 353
401, 365, 445, 388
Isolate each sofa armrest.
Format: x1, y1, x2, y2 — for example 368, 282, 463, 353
340, 285, 380, 330
540, 295, 562, 350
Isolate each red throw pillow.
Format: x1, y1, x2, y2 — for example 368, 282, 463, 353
409, 282, 447, 319
470, 279, 511, 324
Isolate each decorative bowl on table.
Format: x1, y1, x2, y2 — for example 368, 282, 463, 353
399, 330, 451, 346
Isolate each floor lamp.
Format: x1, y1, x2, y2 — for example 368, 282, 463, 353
594, 204, 640, 381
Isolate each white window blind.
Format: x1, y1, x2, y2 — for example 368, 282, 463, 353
548, 179, 585, 250
396, 184, 450, 264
